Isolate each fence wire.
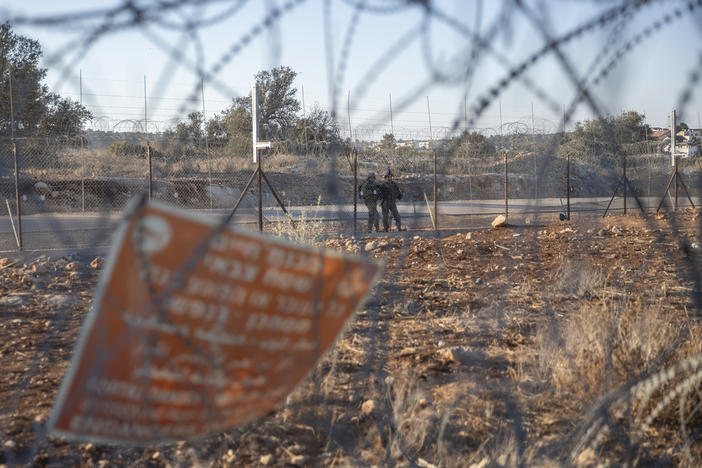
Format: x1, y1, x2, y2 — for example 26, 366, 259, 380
3, 1, 702, 467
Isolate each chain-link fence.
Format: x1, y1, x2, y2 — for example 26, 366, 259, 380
6, 1, 702, 466
3, 127, 701, 251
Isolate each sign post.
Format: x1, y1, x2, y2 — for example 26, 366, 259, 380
229, 84, 291, 232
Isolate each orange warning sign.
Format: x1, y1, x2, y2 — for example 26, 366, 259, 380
49, 198, 380, 444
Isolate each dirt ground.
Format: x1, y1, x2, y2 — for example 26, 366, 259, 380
2, 209, 702, 466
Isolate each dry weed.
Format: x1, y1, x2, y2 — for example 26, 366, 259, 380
269, 195, 328, 245
538, 297, 686, 400
554, 258, 608, 298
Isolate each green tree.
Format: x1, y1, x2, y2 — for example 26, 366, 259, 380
559, 111, 650, 167
676, 121, 689, 133
174, 112, 204, 146
380, 133, 396, 150
452, 131, 496, 159
1, 22, 91, 137
204, 66, 304, 154
294, 105, 340, 148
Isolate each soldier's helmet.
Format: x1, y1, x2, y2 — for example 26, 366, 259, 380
384, 168, 393, 179
368, 172, 376, 180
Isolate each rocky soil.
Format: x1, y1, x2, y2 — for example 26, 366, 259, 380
2, 209, 702, 466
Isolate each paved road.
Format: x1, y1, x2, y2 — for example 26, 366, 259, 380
1, 195, 697, 252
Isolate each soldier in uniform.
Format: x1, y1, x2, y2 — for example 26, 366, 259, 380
380, 169, 406, 232
359, 172, 380, 232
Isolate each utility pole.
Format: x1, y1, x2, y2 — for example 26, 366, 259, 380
389, 93, 394, 135
202, 78, 213, 209
426, 96, 433, 141
531, 101, 537, 200
347, 90, 352, 144
80, 69, 85, 212
143, 75, 148, 135
499, 99, 503, 137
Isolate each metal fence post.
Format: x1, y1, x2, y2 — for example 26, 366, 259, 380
353, 150, 357, 234
623, 154, 627, 215
147, 142, 152, 201
433, 149, 438, 230
258, 150, 263, 232
674, 156, 678, 211
13, 142, 22, 251
504, 150, 508, 219
566, 152, 571, 220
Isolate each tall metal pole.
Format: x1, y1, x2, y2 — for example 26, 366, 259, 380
623, 154, 627, 214
202, 78, 213, 209
426, 96, 433, 141
389, 93, 394, 135
301, 85, 308, 157
9, 69, 15, 142
674, 156, 678, 211
13, 143, 22, 251
504, 150, 508, 219
671, 110, 678, 211
499, 100, 503, 137
353, 150, 358, 234
80, 69, 85, 212
9, 71, 21, 250
532, 101, 537, 200
671, 109, 676, 167
566, 152, 571, 220
147, 143, 153, 201
143, 75, 148, 135
433, 149, 438, 230
347, 90, 352, 143
258, 150, 263, 232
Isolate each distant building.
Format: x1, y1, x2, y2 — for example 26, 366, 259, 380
649, 129, 669, 140
663, 129, 701, 158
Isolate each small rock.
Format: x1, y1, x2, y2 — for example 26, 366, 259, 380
597, 229, 608, 236
151, 451, 160, 459
66, 261, 81, 271
90, 257, 105, 269
438, 348, 455, 362
4, 439, 16, 448
259, 454, 272, 465
69, 271, 83, 281
364, 241, 377, 252
22, 275, 39, 287
611, 225, 622, 234
413, 235, 421, 240
465, 232, 472, 240
0, 257, 12, 267
34, 181, 50, 195
44, 294, 78, 306
377, 241, 389, 249
524, 217, 531, 225
0, 294, 28, 306
31, 263, 49, 274
491, 214, 507, 228
361, 399, 376, 416
475, 278, 482, 285
290, 454, 306, 466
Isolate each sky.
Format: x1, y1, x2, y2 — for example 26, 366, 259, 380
3, 0, 702, 139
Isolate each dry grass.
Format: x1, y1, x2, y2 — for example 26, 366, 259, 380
268, 195, 329, 245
